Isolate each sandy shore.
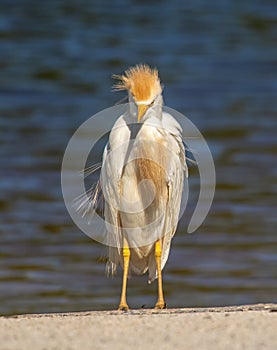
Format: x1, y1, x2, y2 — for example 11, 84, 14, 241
1, 304, 276, 350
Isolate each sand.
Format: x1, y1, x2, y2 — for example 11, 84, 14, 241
1, 304, 276, 350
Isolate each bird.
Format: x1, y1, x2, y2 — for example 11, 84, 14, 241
100, 64, 188, 310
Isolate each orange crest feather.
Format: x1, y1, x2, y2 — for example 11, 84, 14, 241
113, 64, 161, 102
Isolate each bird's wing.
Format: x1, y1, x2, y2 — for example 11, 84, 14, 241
101, 114, 131, 274
162, 112, 187, 268
148, 112, 187, 281
161, 112, 187, 174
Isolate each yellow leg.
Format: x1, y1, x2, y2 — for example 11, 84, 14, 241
118, 241, 130, 311
155, 239, 166, 309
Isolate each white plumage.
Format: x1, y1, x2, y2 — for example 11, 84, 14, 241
100, 64, 188, 309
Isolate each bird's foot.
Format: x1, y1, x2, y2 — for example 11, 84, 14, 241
118, 302, 129, 311
154, 301, 166, 309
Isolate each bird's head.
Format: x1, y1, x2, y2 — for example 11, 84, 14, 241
113, 64, 162, 122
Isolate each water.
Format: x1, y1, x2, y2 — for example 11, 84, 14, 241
0, 0, 276, 315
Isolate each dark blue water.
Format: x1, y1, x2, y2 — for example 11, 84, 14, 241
0, 0, 276, 315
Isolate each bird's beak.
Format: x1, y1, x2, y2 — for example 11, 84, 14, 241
137, 104, 149, 122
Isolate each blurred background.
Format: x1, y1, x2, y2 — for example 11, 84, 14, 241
0, 0, 276, 315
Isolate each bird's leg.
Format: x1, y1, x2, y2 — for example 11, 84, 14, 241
155, 239, 166, 309
118, 239, 130, 311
